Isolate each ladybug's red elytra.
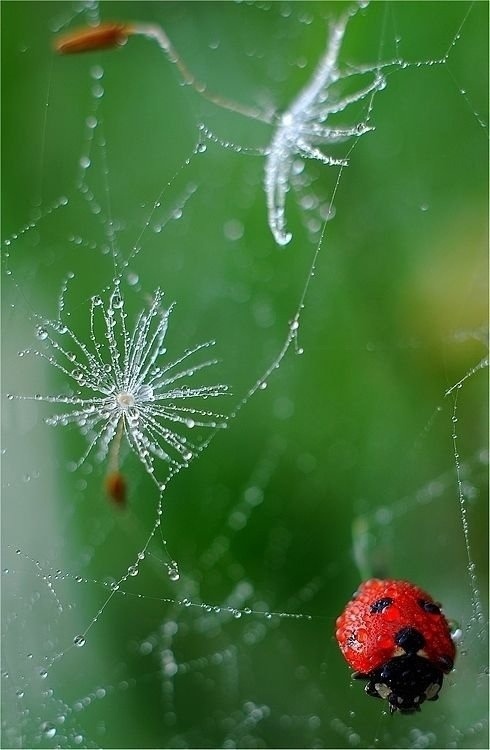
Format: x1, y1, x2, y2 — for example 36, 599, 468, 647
336, 579, 456, 714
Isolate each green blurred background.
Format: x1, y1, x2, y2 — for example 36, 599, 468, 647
2, 2, 488, 748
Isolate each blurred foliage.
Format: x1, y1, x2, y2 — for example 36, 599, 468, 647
2, 2, 488, 748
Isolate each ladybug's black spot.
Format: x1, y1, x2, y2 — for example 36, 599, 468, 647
418, 599, 441, 615
395, 626, 425, 654
370, 597, 393, 614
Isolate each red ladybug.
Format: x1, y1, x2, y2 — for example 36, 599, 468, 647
336, 579, 456, 714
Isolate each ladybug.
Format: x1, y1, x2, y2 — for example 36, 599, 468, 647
335, 579, 456, 714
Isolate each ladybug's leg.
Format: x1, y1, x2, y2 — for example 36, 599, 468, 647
352, 671, 384, 700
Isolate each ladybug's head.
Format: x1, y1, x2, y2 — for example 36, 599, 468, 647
355, 626, 454, 714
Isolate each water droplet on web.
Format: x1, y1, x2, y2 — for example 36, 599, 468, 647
128, 564, 139, 577
39, 668, 48, 680
79, 156, 91, 169
73, 634, 86, 648
15, 688, 24, 698
41, 722, 57, 739
91, 65, 104, 80
196, 143, 207, 154
223, 219, 244, 241
36, 327, 48, 340
168, 564, 180, 582
259, 381, 268, 390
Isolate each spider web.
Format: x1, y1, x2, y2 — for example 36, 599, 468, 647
2, 2, 488, 748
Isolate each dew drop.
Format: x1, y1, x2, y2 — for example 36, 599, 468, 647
73, 634, 86, 648
41, 722, 57, 739
90, 65, 104, 80
223, 219, 244, 241
36, 327, 48, 341
168, 565, 180, 582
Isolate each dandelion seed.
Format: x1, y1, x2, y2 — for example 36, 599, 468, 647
14, 284, 229, 490
265, 7, 385, 245
54, 8, 386, 247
